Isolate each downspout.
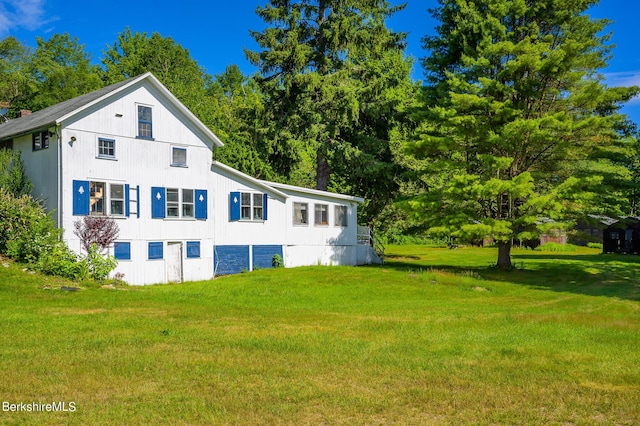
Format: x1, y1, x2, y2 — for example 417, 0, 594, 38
56, 124, 62, 229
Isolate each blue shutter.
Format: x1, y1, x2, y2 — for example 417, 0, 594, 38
136, 185, 140, 218
186, 241, 201, 258
151, 187, 166, 219
125, 184, 130, 217
114, 242, 131, 260
230, 192, 241, 221
72, 180, 90, 215
263, 193, 268, 221
195, 189, 207, 219
148, 242, 163, 259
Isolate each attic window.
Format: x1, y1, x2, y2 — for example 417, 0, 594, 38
97, 138, 116, 159
32, 131, 49, 151
137, 105, 153, 139
171, 147, 187, 167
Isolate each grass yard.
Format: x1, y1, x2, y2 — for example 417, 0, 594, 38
1, 246, 639, 425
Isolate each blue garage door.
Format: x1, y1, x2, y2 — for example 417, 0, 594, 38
214, 245, 250, 275
252, 245, 284, 269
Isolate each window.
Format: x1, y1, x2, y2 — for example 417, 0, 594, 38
314, 204, 329, 226
167, 188, 179, 217
182, 189, 194, 218
253, 193, 263, 220
148, 242, 163, 259
89, 181, 126, 216
230, 192, 267, 221
186, 241, 200, 258
90, 182, 105, 215
335, 205, 348, 227
172, 147, 187, 167
32, 131, 49, 151
293, 203, 308, 225
114, 242, 131, 260
241, 193, 251, 220
239, 192, 263, 220
98, 138, 115, 158
138, 105, 153, 138
110, 184, 125, 216
166, 188, 195, 218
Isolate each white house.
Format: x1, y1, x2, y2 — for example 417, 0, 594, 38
0, 73, 381, 284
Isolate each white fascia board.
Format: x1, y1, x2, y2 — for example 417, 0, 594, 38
259, 180, 365, 203
211, 161, 288, 199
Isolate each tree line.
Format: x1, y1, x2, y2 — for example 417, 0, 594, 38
1, 0, 638, 268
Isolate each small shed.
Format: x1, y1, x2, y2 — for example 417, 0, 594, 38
602, 216, 640, 254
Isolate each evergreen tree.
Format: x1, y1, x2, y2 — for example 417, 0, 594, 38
210, 65, 274, 179
247, 0, 414, 222
408, 0, 639, 268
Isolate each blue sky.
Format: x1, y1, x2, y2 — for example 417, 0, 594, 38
2, 0, 639, 124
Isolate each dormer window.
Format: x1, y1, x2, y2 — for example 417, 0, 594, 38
137, 105, 153, 139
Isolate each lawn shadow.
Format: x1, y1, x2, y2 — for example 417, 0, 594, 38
374, 251, 640, 301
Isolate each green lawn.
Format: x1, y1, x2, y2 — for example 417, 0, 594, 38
1, 246, 639, 425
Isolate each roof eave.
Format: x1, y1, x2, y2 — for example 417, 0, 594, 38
211, 161, 288, 199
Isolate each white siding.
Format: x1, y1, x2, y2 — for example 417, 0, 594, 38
58, 82, 216, 285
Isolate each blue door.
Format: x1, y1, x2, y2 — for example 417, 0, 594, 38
214, 245, 250, 275
252, 245, 284, 269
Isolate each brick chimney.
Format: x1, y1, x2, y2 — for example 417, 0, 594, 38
19, 109, 32, 117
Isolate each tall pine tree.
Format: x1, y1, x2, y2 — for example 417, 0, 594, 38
408, 0, 639, 268
247, 0, 414, 221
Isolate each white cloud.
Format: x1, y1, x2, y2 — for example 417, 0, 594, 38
0, 0, 48, 36
602, 71, 640, 88
602, 71, 640, 105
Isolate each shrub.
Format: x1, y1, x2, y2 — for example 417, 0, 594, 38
37, 241, 89, 280
85, 244, 118, 280
272, 254, 284, 268
0, 188, 59, 263
0, 148, 32, 196
535, 242, 579, 252
587, 242, 603, 250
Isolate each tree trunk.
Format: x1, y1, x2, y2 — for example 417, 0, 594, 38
316, 151, 330, 191
497, 240, 512, 269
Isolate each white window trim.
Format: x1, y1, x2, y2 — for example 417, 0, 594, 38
90, 181, 126, 217
239, 191, 264, 222
293, 202, 309, 226
165, 187, 196, 220
334, 205, 348, 227
314, 203, 329, 227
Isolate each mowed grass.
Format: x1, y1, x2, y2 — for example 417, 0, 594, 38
1, 246, 639, 425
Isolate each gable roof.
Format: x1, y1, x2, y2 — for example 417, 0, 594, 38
0, 72, 224, 148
